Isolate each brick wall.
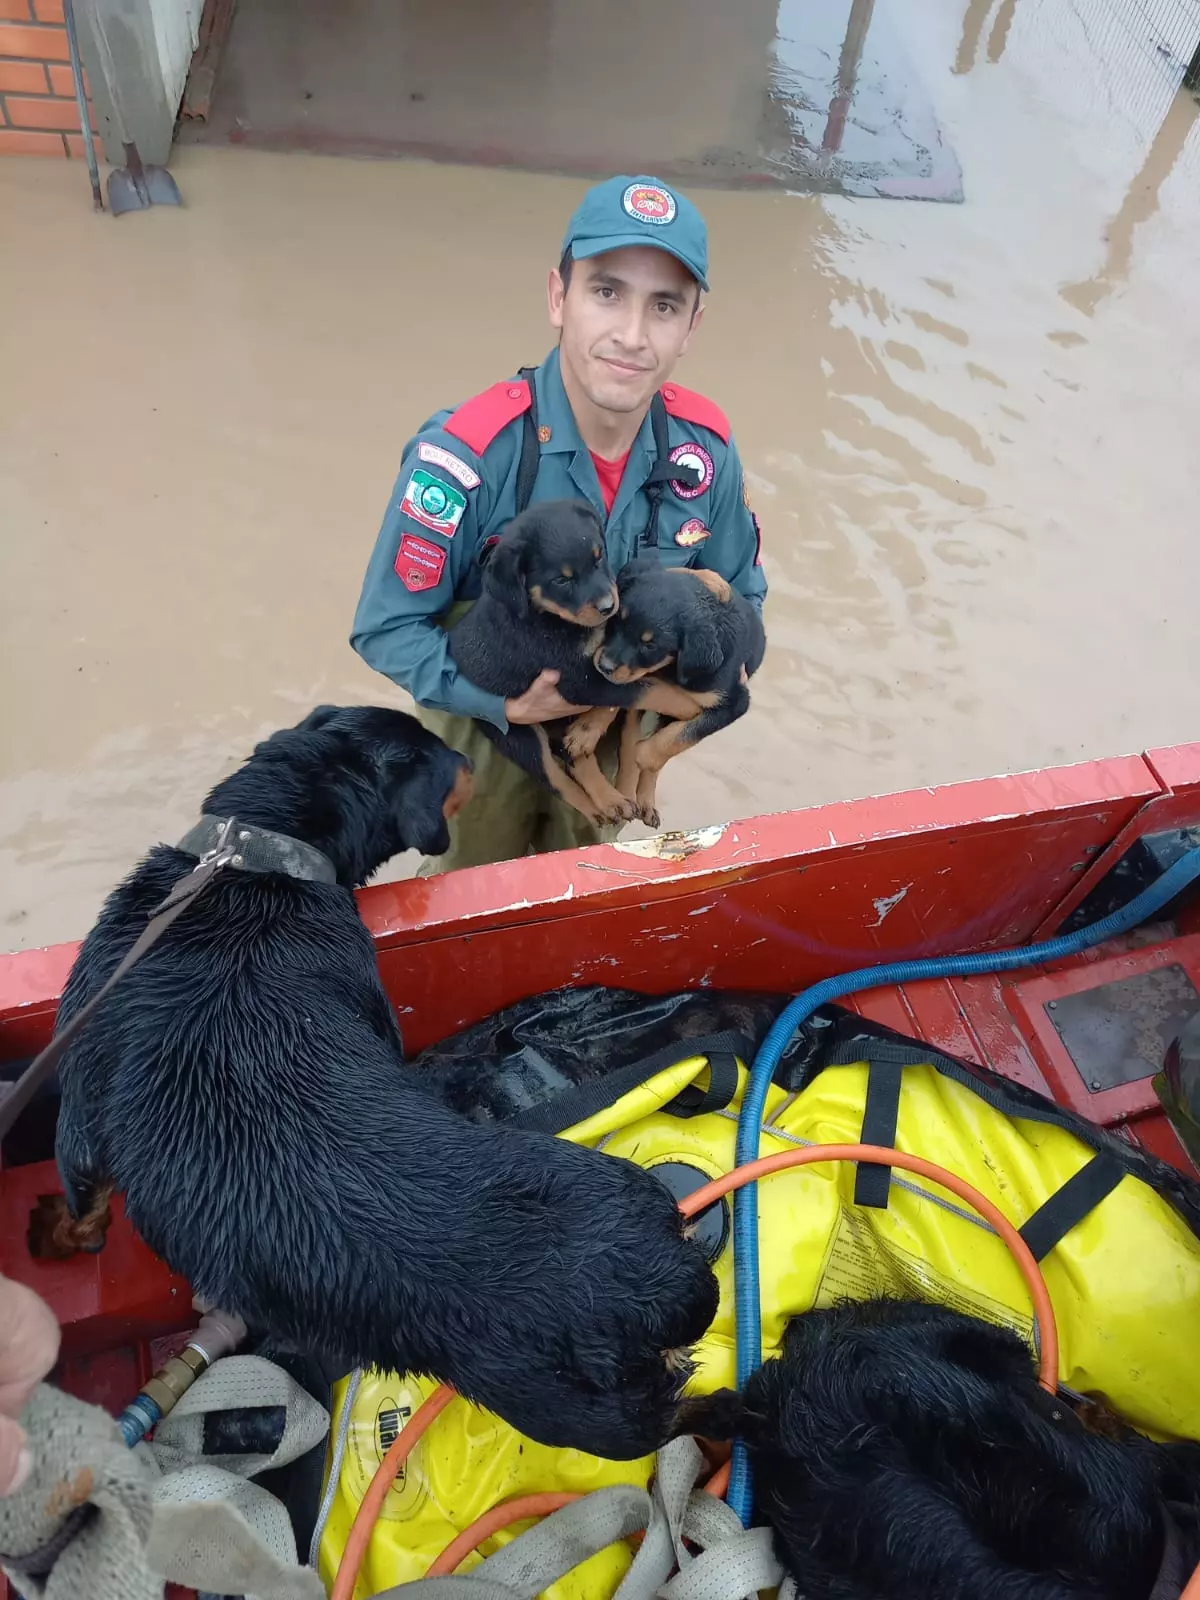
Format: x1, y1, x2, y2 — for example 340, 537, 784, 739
0, 0, 104, 158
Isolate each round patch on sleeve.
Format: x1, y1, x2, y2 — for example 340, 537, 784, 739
669, 442, 714, 500
622, 183, 677, 226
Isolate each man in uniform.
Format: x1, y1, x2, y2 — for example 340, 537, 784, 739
351, 174, 766, 873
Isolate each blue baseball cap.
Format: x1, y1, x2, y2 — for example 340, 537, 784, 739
562, 175, 709, 292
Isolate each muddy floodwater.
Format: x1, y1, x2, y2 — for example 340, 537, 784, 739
2, 0, 1199, 951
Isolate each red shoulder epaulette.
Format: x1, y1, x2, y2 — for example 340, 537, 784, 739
443, 380, 532, 455
660, 383, 731, 445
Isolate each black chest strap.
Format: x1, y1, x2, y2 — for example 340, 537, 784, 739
513, 374, 702, 544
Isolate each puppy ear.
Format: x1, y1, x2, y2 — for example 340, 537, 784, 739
673, 1387, 747, 1443
677, 613, 723, 686
296, 704, 342, 733
484, 527, 530, 616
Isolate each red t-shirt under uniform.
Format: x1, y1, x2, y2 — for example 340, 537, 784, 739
590, 450, 630, 517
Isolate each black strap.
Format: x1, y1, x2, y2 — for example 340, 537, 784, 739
663, 1051, 739, 1119
640, 392, 701, 550
0, 851, 231, 1140
854, 1056, 903, 1208
508, 1030, 752, 1135
1019, 1154, 1126, 1261
514, 366, 540, 516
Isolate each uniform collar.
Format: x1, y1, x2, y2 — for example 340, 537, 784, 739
532, 347, 659, 524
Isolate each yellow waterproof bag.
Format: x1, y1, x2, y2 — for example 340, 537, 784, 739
317, 1040, 1200, 1598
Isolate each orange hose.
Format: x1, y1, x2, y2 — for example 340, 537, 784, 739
333, 1142, 1058, 1597
330, 1382, 454, 1600
429, 1491, 580, 1576
429, 1463, 732, 1575
678, 1143, 1059, 1392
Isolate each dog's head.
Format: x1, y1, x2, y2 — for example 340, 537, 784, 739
483, 500, 618, 627
441, 1139, 719, 1462
595, 559, 725, 689
206, 705, 473, 886
686, 1299, 1173, 1600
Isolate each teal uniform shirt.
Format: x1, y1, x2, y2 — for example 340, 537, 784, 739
351, 346, 766, 731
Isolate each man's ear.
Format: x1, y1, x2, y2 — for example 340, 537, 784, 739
548, 267, 567, 330
679, 296, 705, 356
484, 531, 530, 616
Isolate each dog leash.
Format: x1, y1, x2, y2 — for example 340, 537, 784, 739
0, 819, 242, 1142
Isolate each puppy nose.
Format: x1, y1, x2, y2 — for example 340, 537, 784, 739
596, 592, 616, 616
598, 654, 616, 674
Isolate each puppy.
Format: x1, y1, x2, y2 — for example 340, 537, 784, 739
44, 705, 718, 1459
448, 501, 719, 826
567, 555, 765, 828
686, 1299, 1195, 1600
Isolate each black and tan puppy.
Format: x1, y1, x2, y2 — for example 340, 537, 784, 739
566, 555, 765, 827
448, 500, 718, 826
43, 705, 718, 1459
687, 1299, 1200, 1600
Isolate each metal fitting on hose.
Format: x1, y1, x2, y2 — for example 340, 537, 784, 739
117, 1306, 247, 1447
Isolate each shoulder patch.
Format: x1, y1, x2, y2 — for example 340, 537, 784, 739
417, 440, 480, 488
443, 380, 532, 456
659, 383, 731, 445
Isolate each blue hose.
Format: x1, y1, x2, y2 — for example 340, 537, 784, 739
727, 847, 1200, 1524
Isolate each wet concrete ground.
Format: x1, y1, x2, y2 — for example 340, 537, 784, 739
2, 0, 1200, 950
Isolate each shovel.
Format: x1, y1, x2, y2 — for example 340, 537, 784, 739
86, 0, 183, 215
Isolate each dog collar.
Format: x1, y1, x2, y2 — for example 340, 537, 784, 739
175, 815, 338, 885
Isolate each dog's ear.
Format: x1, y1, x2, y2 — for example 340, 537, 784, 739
677, 612, 723, 687
673, 1387, 747, 1443
296, 704, 342, 733
483, 526, 530, 615
392, 750, 464, 859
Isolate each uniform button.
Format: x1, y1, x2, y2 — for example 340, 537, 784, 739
662, 386, 676, 401
508, 385, 523, 399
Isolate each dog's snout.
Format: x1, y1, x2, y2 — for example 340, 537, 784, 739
596, 653, 616, 677
595, 590, 617, 617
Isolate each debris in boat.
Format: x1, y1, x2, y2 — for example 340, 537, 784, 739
870, 885, 911, 926
613, 823, 728, 862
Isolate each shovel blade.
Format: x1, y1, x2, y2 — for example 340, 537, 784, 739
107, 162, 183, 216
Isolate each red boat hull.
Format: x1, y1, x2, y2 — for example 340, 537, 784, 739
4, 744, 1200, 1597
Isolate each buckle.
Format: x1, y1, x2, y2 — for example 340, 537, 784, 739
194, 815, 240, 872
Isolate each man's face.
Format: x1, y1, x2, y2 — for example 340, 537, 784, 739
548, 246, 703, 418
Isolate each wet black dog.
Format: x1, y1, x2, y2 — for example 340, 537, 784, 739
44, 704, 718, 1459
688, 1299, 1200, 1600
448, 500, 720, 827
573, 555, 765, 827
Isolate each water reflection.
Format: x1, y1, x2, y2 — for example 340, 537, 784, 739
1060, 88, 1199, 316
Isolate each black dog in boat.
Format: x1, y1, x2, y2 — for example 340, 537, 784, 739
688, 1298, 1200, 1600
41, 705, 718, 1459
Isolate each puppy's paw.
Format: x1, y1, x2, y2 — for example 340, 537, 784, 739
635, 802, 662, 830
563, 726, 601, 764
604, 797, 638, 824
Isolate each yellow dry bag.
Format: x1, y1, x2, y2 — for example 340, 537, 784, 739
317, 1041, 1200, 1598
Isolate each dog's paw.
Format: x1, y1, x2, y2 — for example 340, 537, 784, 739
563, 726, 599, 763
635, 802, 662, 830
604, 796, 638, 824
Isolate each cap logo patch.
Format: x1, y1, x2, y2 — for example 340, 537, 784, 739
669, 441, 714, 500
622, 183, 676, 226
